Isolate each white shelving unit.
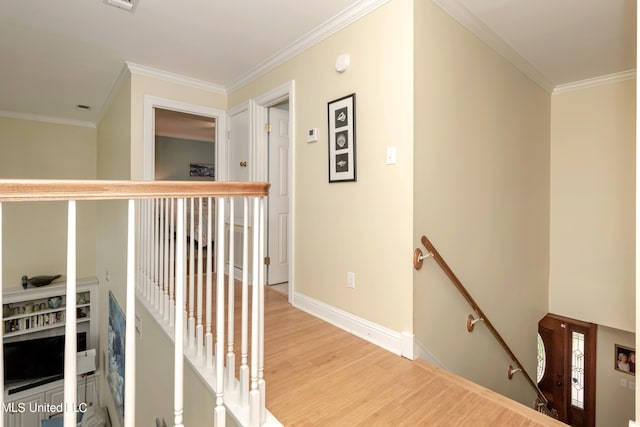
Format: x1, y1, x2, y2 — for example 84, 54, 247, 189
2, 277, 98, 351
2, 277, 100, 426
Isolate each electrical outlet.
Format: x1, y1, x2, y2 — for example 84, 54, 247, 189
347, 272, 355, 288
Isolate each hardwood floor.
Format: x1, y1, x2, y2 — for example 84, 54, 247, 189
261, 288, 565, 426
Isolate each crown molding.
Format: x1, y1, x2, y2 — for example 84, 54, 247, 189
553, 70, 637, 95
432, 0, 555, 93
126, 62, 227, 95
227, 0, 390, 93
0, 110, 96, 128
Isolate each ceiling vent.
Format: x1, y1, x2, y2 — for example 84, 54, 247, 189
106, 0, 135, 11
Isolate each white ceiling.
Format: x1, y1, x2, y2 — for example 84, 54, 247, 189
0, 0, 635, 127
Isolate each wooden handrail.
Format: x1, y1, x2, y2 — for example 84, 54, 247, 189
0, 179, 269, 202
418, 235, 550, 411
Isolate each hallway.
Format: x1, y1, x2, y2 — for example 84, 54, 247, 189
262, 288, 565, 426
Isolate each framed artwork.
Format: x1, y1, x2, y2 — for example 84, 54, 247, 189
328, 93, 356, 182
615, 344, 635, 375
108, 291, 126, 424
189, 162, 215, 178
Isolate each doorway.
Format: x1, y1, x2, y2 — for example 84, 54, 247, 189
266, 102, 290, 286
538, 313, 597, 427
153, 108, 216, 181
252, 81, 295, 300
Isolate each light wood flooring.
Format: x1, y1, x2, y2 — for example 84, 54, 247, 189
261, 288, 566, 426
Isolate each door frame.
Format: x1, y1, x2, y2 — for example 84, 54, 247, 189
252, 81, 295, 302
538, 313, 597, 427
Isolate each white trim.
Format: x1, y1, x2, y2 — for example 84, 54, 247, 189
251, 81, 296, 303
142, 96, 226, 181
401, 331, 416, 360
553, 69, 637, 94
292, 291, 409, 357
128, 62, 227, 95
432, 0, 554, 93
0, 110, 95, 128
227, 0, 390, 92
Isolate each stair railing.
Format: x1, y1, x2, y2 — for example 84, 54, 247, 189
414, 234, 556, 418
0, 179, 273, 427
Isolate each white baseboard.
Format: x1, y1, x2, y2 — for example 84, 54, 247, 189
292, 292, 414, 359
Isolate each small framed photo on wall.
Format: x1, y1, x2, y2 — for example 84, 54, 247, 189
615, 344, 635, 375
328, 93, 356, 183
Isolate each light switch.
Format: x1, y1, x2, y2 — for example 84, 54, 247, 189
386, 146, 397, 165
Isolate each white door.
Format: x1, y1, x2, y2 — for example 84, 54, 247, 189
267, 107, 290, 285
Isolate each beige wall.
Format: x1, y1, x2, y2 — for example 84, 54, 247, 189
0, 117, 97, 287
129, 73, 227, 180
596, 325, 635, 426
229, 0, 415, 333
413, 0, 551, 406
550, 79, 635, 332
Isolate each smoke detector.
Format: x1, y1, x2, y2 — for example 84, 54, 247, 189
106, 0, 135, 11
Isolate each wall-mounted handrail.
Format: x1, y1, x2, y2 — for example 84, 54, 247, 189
416, 235, 551, 414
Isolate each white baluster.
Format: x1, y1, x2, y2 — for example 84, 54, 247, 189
64, 201, 77, 427
226, 197, 236, 391
169, 198, 176, 327
258, 197, 266, 423
240, 197, 249, 405
164, 198, 170, 321
188, 198, 195, 350
124, 199, 136, 427
154, 199, 160, 311
174, 198, 185, 427
249, 197, 260, 427
159, 198, 165, 318
205, 197, 213, 368
214, 197, 226, 426
197, 198, 204, 359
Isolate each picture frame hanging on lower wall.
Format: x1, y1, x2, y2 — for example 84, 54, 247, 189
328, 93, 356, 183
615, 344, 635, 375
108, 291, 126, 424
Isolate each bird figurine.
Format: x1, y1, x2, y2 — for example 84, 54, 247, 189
21, 274, 62, 289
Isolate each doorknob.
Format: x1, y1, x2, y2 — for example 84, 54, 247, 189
240, 161, 247, 167
555, 373, 563, 387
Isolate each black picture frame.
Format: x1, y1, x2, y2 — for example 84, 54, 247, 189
328, 93, 356, 182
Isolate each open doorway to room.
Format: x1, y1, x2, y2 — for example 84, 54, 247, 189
154, 108, 216, 181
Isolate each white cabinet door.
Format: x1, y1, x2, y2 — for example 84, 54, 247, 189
4, 393, 45, 427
